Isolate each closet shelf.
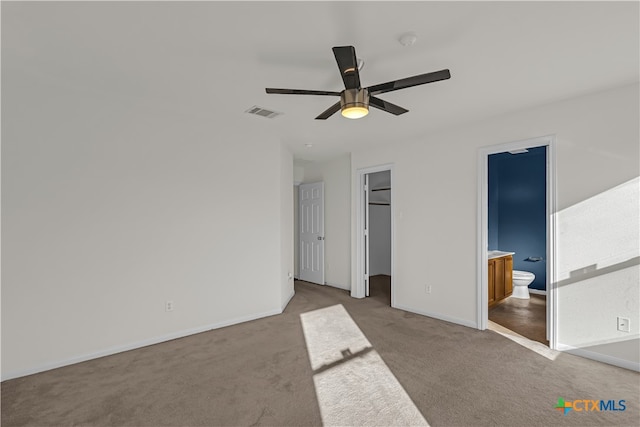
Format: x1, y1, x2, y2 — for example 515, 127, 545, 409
371, 187, 391, 191
369, 202, 391, 206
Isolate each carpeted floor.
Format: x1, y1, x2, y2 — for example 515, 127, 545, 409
2, 280, 639, 426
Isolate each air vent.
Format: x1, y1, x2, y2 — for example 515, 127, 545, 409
245, 105, 282, 119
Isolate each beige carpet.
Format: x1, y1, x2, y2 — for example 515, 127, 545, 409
301, 304, 428, 426
2, 280, 639, 426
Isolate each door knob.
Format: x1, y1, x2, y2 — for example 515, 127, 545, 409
317, 236, 324, 240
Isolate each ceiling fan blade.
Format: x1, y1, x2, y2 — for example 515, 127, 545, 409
315, 101, 342, 120
332, 46, 361, 90
266, 88, 341, 96
367, 69, 451, 95
369, 96, 409, 116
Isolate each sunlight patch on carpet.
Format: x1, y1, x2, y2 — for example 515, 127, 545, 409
488, 320, 559, 360
300, 304, 429, 426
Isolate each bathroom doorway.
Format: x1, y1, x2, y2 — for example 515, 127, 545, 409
354, 164, 394, 306
477, 136, 557, 349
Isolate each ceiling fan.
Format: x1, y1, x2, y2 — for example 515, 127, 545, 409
265, 46, 451, 120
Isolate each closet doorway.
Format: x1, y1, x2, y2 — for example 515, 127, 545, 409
354, 165, 394, 306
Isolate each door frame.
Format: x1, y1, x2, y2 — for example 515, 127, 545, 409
354, 164, 395, 306
477, 135, 557, 349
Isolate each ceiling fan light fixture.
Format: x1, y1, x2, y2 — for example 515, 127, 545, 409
340, 88, 369, 119
341, 106, 369, 119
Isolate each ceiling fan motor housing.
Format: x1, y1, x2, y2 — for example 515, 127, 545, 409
341, 88, 369, 116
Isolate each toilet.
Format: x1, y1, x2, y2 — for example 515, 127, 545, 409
512, 270, 535, 299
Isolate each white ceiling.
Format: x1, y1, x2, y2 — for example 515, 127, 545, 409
3, 1, 639, 163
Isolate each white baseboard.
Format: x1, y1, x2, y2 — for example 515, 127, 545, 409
529, 289, 547, 296
394, 303, 478, 329
556, 342, 640, 372
1, 308, 283, 382
281, 289, 295, 311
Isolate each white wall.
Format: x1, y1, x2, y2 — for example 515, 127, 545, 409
301, 154, 351, 289
293, 165, 304, 185
555, 175, 639, 369
349, 83, 639, 367
280, 145, 295, 309
1, 71, 292, 379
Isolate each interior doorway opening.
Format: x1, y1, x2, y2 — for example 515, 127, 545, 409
367, 170, 392, 305
487, 146, 548, 345
477, 135, 557, 349
354, 164, 394, 306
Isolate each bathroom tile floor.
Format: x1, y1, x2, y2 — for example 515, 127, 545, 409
489, 294, 548, 345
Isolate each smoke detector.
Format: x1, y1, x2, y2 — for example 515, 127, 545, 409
399, 32, 417, 47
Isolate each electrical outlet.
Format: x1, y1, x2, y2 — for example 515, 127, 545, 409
426, 285, 432, 294
165, 301, 174, 312
617, 317, 630, 332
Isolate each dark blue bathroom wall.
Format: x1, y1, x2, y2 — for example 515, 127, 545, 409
488, 146, 547, 290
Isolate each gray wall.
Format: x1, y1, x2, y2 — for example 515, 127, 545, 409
2, 61, 294, 381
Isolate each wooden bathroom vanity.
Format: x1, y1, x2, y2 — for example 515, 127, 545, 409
488, 252, 514, 307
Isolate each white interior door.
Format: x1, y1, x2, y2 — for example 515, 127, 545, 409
300, 182, 325, 285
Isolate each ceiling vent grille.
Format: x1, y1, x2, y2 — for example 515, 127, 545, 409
245, 105, 282, 119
